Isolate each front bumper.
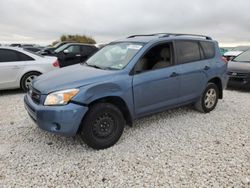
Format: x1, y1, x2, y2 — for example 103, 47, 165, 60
24, 94, 88, 136
227, 72, 250, 88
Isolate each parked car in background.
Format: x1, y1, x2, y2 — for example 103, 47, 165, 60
38, 41, 74, 56
223, 46, 250, 61
53, 43, 98, 67
220, 48, 229, 55
10, 43, 22, 47
10, 44, 36, 48
224, 51, 243, 61
21, 44, 35, 48
23, 47, 43, 53
0, 47, 60, 91
24, 33, 228, 149
227, 50, 250, 88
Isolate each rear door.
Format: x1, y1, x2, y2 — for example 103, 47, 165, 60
0, 49, 33, 89
175, 40, 212, 102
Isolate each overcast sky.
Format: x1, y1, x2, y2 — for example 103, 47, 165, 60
0, 0, 250, 46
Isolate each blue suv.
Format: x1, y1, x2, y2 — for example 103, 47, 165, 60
24, 33, 228, 149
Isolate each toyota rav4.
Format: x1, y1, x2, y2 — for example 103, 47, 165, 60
24, 33, 228, 149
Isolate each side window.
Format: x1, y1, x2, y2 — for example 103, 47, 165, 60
81, 46, 97, 56
66, 45, 81, 54
17, 51, 34, 61
0, 49, 19, 62
200, 41, 215, 59
175, 41, 201, 64
88, 46, 98, 54
134, 43, 172, 73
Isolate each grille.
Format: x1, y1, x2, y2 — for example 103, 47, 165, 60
30, 87, 41, 104
227, 72, 250, 77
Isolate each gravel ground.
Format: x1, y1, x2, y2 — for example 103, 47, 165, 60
0, 89, 249, 187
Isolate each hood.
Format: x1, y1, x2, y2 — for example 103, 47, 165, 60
224, 51, 243, 56
33, 64, 118, 94
228, 60, 250, 73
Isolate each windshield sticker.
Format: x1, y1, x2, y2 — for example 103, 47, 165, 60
127, 45, 142, 50
111, 64, 124, 69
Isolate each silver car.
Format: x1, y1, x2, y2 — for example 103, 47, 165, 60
0, 47, 60, 91
227, 50, 250, 88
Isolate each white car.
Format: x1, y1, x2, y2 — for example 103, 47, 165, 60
0, 47, 59, 91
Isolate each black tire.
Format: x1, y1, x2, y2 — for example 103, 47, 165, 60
195, 83, 219, 113
20, 72, 41, 91
80, 103, 125, 149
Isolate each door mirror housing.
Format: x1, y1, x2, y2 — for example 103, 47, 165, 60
63, 49, 69, 54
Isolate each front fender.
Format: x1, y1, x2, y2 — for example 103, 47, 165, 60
72, 76, 134, 118
83, 83, 124, 104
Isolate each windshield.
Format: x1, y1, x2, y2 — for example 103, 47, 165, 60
86, 42, 143, 70
233, 50, 250, 62
54, 44, 69, 53
53, 42, 65, 48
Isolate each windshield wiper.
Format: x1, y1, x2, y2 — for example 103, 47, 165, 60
85, 63, 103, 69
103, 67, 120, 70
85, 63, 120, 70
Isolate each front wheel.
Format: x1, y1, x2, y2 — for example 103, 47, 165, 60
80, 103, 125, 149
195, 83, 219, 113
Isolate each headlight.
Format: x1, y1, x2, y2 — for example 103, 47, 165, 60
44, 89, 79, 106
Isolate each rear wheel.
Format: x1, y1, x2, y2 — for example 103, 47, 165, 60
20, 72, 41, 91
80, 103, 125, 149
195, 83, 219, 113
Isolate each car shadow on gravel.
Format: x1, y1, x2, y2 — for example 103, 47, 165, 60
34, 105, 197, 152
0, 89, 24, 96
26, 126, 93, 151
29, 105, 195, 151
132, 105, 193, 127
226, 86, 250, 93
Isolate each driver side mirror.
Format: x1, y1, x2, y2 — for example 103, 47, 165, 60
63, 49, 69, 54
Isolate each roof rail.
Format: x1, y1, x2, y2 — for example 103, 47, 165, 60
160, 33, 212, 40
127, 34, 160, 38
127, 33, 212, 40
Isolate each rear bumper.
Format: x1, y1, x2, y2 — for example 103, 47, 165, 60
24, 94, 88, 136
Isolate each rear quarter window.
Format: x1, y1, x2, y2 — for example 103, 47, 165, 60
175, 41, 201, 64
0, 49, 19, 62
0, 49, 34, 62
18, 51, 34, 61
200, 41, 215, 59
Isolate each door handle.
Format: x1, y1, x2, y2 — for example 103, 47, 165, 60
76, 54, 81, 57
170, 72, 179, 77
204, 66, 210, 70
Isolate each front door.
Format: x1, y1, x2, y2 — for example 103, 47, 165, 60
61, 45, 82, 67
133, 66, 181, 117
132, 42, 181, 117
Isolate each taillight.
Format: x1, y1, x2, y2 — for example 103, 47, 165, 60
52, 60, 60, 68
221, 56, 228, 64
